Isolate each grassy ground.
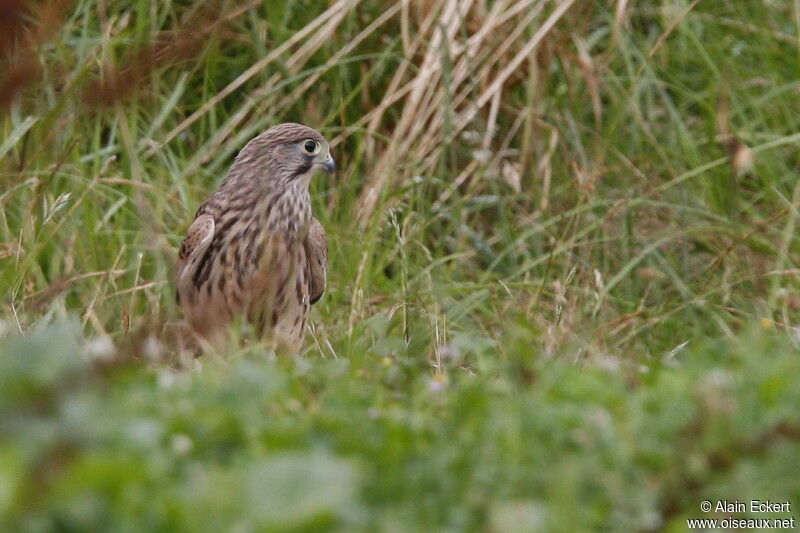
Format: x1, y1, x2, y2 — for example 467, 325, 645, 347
2, 0, 800, 530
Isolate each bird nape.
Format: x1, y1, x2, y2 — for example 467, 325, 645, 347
175, 123, 333, 354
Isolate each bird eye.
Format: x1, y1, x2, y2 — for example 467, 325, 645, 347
302, 139, 320, 155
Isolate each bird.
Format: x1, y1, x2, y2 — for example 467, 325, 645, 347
175, 123, 334, 353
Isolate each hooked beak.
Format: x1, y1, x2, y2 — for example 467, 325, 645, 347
319, 154, 335, 173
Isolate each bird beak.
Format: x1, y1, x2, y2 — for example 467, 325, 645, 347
319, 155, 335, 173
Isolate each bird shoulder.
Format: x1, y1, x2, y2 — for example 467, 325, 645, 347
177, 213, 215, 270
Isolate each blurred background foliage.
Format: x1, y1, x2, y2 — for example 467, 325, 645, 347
1, 320, 799, 531
2, 0, 800, 530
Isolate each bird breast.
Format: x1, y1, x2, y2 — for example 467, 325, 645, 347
261, 184, 312, 241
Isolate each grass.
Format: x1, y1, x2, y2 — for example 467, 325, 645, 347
1, 0, 800, 530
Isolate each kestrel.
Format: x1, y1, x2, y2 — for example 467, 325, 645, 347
176, 123, 334, 352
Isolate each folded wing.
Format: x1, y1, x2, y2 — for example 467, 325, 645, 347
175, 213, 215, 303
304, 217, 327, 305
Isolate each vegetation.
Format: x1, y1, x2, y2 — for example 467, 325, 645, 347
2, 0, 799, 530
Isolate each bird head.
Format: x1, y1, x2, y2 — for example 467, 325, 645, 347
232, 123, 335, 189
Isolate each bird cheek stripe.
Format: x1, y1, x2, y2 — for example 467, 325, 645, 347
291, 160, 314, 178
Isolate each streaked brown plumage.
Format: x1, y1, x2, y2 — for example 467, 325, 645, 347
176, 123, 333, 352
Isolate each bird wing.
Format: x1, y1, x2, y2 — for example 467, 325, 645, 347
176, 213, 215, 293
304, 217, 327, 305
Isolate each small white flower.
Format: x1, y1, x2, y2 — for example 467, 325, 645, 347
84, 335, 116, 360
437, 344, 460, 362
157, 369, 183, 389
143, 335, 165, 362
461, 130, 481, 144
471, 149, 492, 164
171, 433, 193, 455
428, 373, 448, 392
